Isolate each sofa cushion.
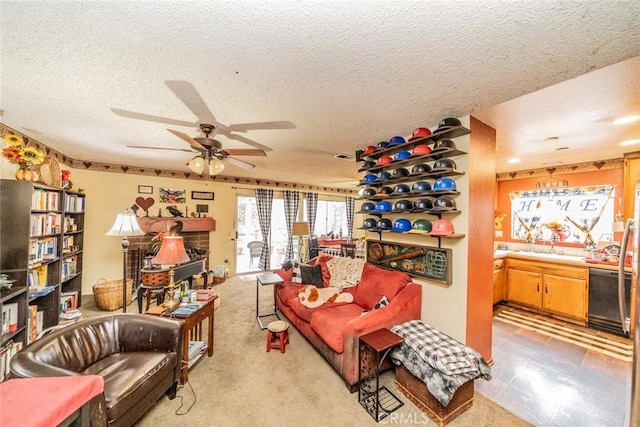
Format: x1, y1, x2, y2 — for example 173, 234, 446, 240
289, 297, 333, 323
326, 257, 365, 289
354, 263, 411, 310
310, 304, 366, 353
276, 282, 304, 308
82, 351, 177, 421
291, 261, 323, 286
315, 252, 334, 286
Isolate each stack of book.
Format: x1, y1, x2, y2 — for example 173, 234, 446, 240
188, 341, 207, 367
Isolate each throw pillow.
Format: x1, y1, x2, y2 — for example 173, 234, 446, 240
361, 295, 390, 315
315, 252, 334, 286
354, 263, 411, 310
291, 261, 323, 286
326, 257, 365, 289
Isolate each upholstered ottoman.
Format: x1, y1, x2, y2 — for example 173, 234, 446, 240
395, 365, 474, 427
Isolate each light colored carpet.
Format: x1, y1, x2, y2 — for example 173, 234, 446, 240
81, 276, 530, 426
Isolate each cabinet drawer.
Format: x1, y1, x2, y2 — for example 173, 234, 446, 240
506, 258, 587, 279
493, 259, 504, 270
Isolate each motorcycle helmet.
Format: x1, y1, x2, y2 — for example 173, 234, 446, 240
375, 186, 394, 197
431, 158, 457, 172
390, 183, 411, 195
375, 218, 393, 231
361, 160, 376, 169
391, 199, 413, 213
431, 177, 457, 192
411, 198, 433, 213
431, 196, 457, 212
410, 163, 431, 176
391, 218, 412, 233
371, 200, 392, 213
436, 117, 462, 131
431, 139, 457, 153
360, 187, 377, 198
357, 202, 376, 214
411, 181, 432, 194
408, 219, 433, 234
408, 127, 432, 141
361, 218, 378, 229
411, 144, 432, 157
375, 141, 389, 151
429, 219, 455, 236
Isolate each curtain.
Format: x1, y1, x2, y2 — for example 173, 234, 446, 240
345, 196, 355, 242
283, 190, 300, 261
255, 188, 273, 271
305, 192, 318, 236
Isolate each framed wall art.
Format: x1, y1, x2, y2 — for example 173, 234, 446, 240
366, 239, 452, 285
192, 191, 214, 201
159, 187, 186, 204
138, 185, 153, 194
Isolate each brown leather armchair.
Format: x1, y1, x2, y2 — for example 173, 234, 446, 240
11, 313, 184, 427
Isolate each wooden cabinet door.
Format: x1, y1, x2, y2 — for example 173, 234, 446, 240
507, 268, 542, 308
542, 274, 587, 321
493, 260, 505, 304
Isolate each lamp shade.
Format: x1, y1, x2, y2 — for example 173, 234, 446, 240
106, 211, 145, 237
209, 158, 225, 175
292, 221, 310, 236
152, 236, 190, 266
188, 157, 205, 174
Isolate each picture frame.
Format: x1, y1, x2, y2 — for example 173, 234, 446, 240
159, 188, 186, 204
192, 191, 215, 201
138, 185, 153, 194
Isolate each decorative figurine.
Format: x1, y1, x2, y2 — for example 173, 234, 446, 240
166, 205, 184, 217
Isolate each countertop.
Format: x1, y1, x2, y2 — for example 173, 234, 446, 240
495, 250, 631, 272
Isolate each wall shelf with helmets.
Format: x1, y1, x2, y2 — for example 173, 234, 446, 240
355, 118, 469, 251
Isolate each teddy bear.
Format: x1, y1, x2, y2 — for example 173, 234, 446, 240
298, 285, 354, 309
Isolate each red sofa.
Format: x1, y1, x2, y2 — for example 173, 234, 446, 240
274, 253, 421, 391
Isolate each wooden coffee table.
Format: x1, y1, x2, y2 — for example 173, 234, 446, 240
146, 296, 217, 384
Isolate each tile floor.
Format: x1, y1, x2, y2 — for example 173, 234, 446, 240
476, 308, 633, 426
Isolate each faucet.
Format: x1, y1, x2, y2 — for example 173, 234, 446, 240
549, 234, 559, 254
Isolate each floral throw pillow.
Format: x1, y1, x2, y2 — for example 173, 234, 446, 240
326, 257, 365, 289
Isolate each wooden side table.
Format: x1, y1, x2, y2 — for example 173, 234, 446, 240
146, 295, 217, 384
256, 272, 283, 329
358, 328, 405, 421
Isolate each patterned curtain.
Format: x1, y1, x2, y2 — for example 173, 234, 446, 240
255, 188, 273, 271
305, 192, 318, 236
283, 190, 300, 261
345, 196, 355, 242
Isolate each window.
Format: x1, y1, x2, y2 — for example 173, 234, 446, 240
509, 185, 615, 247
309, 200, 347, 237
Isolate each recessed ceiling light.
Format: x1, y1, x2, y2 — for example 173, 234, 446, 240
620, 139, 640, 146
507, 158, 521, 164
612, 115, 640, 125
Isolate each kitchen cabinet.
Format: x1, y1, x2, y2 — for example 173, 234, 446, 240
506, 258, 587, 321
492, 258, 505, 305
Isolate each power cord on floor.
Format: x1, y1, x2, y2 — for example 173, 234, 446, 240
174, 379, 197, 416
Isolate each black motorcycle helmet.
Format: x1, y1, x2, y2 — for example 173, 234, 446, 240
410, 163, 431, 176
436, 117, 462, 131
432, 196, 457, 212
432, 158, 457, 171
392, 199, 413, 213
411, 198, 433, 212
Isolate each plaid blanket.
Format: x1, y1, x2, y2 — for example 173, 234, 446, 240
390, 320, 491, 406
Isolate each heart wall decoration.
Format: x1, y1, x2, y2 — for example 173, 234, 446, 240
135, 197, 155, 216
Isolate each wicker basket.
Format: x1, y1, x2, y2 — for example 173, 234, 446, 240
93, 278, 133, 311
395, 365, 474, 427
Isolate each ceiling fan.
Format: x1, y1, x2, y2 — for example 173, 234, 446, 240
128, 123, 266, 172
112, 80, 296, 152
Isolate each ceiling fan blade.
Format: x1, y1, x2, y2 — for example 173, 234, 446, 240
223, 148, 267, 157
111, 108, 195, 127
225, 133, 273, 152
167, 129, 207, 151
165, 80, 217, 125
227, 121, 297, 132
128, 145, 194, 152
224, 157, 255, 169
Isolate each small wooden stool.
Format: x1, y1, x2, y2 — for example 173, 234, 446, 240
266, 320, 290, 353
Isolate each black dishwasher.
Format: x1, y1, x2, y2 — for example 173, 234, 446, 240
588, 268, 631, 337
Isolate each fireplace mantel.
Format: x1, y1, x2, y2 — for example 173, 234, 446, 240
136, 217, 216, 233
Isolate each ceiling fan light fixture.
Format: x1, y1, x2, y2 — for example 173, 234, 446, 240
209, 158, 225, 175
188, 157, 205, 174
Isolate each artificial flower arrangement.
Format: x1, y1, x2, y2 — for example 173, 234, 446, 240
2, 133, 45, 167
542, 219, 565, 231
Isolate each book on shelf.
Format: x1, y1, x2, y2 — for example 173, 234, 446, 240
28, 285, 56, 299
60, 291, 78, 311
59, 308, 82, 323
28, 305, 38, 343
1, 302, 19, 334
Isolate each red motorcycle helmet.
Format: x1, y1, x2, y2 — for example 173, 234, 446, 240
411, 144, 432, 157
429, 219, 455, 236
375, 156, 393, 167
362, 145, 376, 156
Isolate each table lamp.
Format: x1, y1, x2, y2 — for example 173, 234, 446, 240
106, 210, 145, 313
292, 221, 310, 262
152, 236, 190, 309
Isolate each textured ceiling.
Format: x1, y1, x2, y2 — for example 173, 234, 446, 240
1, 1, 639, 188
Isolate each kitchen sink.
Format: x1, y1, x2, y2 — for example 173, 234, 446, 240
512, 251, 585, 262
